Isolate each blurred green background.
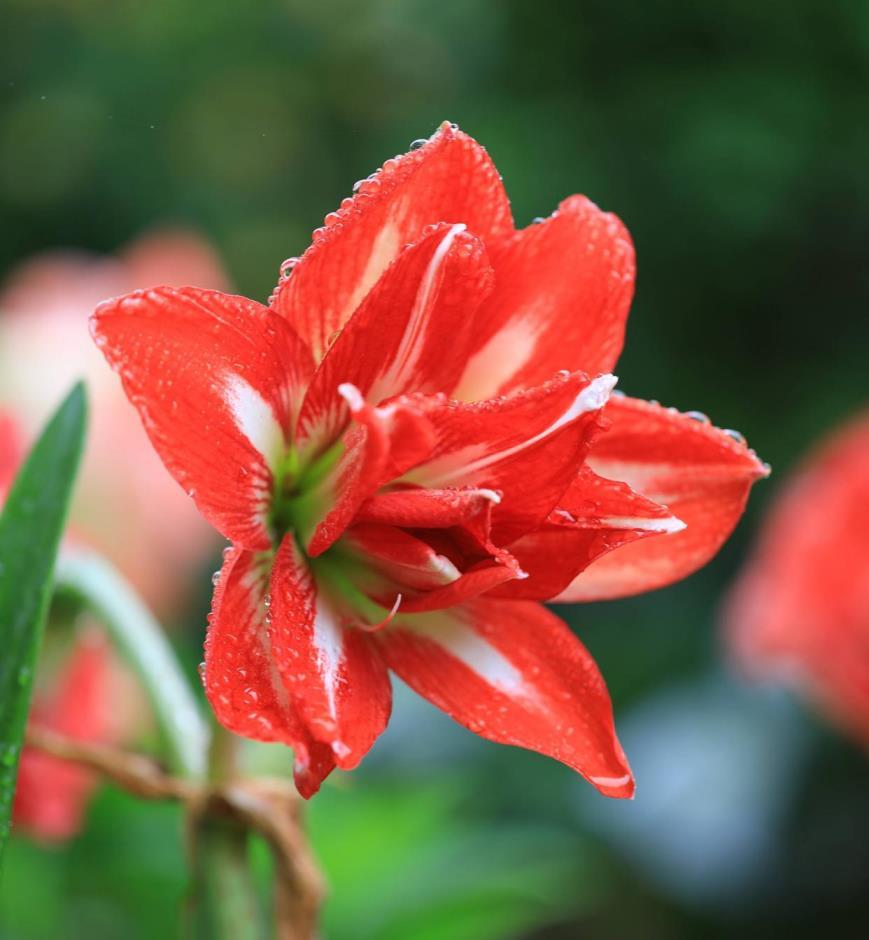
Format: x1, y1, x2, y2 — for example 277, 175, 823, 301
2, 1, 869, 937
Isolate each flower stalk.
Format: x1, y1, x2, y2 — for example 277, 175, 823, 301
53, 549, 210, 779
49, 552, 324, 938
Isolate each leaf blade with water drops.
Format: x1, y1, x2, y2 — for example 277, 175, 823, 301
0, 382, 87, 868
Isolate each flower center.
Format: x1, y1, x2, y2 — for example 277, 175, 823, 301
267, 439, 344, 547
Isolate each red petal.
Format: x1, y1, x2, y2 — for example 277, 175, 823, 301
455, 196, 635, 400
342, 522, 523, 611
559, 396, 768, 601
377, 599, 634, 798
724, 411, 869, 745
494, 467, 684, 600
91, 287, 313, 549
297, 223, 493, 451
341, 523, 464, 591
268, 536, 392, 769
271, 122, 513, 361
355, 486, 502, 530
204, 546, 335, 797
403, 371, 615, 542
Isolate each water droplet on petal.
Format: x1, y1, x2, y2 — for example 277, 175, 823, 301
198, 662, 207, 683
723, 428, 746, 444
409, 138, 428, 150
263, 593, 272, 610
280, 257, 299, 278
211, 570, 222, 586
531, 216, 546, 224
684, 410, 710, 424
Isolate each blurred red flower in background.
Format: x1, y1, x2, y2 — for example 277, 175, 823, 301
725, 411, 869, 743
0, 231, 226, 842
1, 413, 130, 842
91, 123, 767, 799
0, 230, 223, 614
11, 631, 124, 843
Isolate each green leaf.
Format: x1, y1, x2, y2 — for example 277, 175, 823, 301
0, 382, 87, 867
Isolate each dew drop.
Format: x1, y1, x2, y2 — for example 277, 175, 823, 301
197, 662, 206, 683
531, 216, 546, 224
211, 570, 222, 586
409, 138, 428, 150
352, 179, 365, 192
722, 428, 746, 444
1, 744, 19, 768
280, 257, 299, 279
684, 410, 710, 424
263, 593, 272, 610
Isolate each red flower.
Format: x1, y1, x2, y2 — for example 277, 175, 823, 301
91, 123, 766, 798
12, 631, 119, 842
725, 412, 869, 743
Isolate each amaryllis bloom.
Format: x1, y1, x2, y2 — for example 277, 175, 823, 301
91, 123, 766, 798
12, 631, 122, 842
0, 230, 222, 613
725, 412, 869, 743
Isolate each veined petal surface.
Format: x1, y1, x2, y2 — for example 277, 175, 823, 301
92, 286, 313, 549
272, 123, 513, 361
377, 599, 634, 798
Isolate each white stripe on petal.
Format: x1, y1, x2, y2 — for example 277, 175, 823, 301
420, 374, 617, 486
341, 221, 402, 331
370, 223, 467, 401
312, 598, 345, 721
588, 772, 632, 788
224, 375, 285, 471
598, 515, 686, 533
453, 313, 543, 402
405, 614, 533, 699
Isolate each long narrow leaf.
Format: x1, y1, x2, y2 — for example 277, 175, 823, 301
0, 383, 87, 866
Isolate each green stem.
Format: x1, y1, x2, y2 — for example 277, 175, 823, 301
190, 817, 264, 940
53, 550, 209, 780
208, 723, 239, 784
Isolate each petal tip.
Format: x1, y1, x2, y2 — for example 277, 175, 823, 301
588, 770, 635, 800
